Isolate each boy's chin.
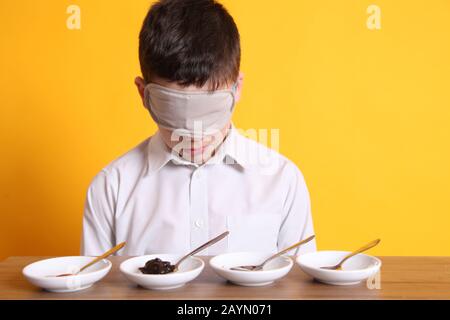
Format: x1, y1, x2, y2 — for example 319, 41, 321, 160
180, 146, 214, 164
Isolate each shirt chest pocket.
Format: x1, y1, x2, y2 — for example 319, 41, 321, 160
226, 214, 282, 253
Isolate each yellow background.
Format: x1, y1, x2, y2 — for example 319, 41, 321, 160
1, 0, 449, 260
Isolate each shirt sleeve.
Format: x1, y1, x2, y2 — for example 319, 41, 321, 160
80, 169, 116, 256
278, 162, 316, 255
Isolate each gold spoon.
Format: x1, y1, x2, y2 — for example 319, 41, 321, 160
230, 235, 316, 271
173, 231, 229, 272
52, 242, 126, 277
320, 239, 381, 270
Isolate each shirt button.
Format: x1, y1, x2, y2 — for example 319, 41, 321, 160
195, 172, 202, 179
195, 219, 204, 228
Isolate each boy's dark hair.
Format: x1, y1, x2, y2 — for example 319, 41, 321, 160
139, 0, 240, 91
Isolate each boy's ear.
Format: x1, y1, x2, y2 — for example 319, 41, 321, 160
235, 71, 244, 103
134, 76, 146, 105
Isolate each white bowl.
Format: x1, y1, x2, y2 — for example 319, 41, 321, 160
22, 256, 112, 293
120, 254, 204, 290
209, 252, 293, 287
296, 251, 381, 286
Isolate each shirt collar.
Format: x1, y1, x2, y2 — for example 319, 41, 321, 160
209, 124, 248, 168
144, 131, 174, 176
145, 124, 248, 176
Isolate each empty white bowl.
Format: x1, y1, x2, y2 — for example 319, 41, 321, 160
296, 251, 381, 285
120, 254, 204, 290
22, 256, 112, 293
209, 252, 293, 286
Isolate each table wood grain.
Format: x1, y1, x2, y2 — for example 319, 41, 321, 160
1, 256, 450, 300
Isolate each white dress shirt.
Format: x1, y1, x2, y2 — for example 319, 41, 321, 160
81, 127, 316, 256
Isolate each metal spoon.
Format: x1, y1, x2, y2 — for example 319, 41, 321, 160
51, 242, 126, 277
230, 235, 315, 271
320, 238, 381, 270
173, 231, 229, 272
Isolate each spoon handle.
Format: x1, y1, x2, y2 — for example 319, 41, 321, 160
175, 231, 229, 269
79, 242, 126, 273
337, 238, 381, 267
261, 235, 315, 266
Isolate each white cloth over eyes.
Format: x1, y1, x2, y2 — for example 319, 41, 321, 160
143, 82, 236, 138
81, 126, 316, 256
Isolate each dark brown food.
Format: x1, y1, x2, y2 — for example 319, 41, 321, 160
139, 258, 176, 274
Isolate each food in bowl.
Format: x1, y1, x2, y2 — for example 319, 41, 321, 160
120, 254, 205, 290
139, 258, 176, 274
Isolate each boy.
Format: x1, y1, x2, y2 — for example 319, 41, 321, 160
81, 0, 315, 256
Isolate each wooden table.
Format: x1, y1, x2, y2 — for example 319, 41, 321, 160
1, 256, 449, 300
